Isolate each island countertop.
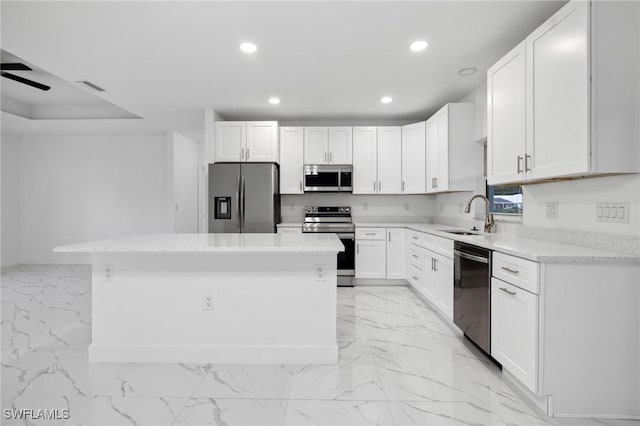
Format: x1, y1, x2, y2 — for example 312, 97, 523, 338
54, 233, 345, 253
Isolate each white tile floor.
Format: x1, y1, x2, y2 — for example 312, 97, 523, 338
1, 265, 638, 425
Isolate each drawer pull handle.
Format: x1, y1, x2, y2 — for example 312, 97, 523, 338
499, 287, 517, 296
501, 267, 519, 274
365, 232, 376, 236
412, 236, 419, 240
412, 276, 419, 281
412, 255, 419, 258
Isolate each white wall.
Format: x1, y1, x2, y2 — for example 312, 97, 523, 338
282, 193, 435, 222
1, 131, 21, 267
172, 131, 200, 233
19, 133, 172, 264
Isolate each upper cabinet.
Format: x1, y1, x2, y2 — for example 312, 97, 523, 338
487, 0, 640, 185
352, 127, 402, 194
215, 121, 278, 163
401, 122, 426, 194
376, 127, 402, 194
425, 103, 475, 193
279, 127, 304, 194
304, 127, 352, 165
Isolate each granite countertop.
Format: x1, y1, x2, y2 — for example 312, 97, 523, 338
354, 221, 639, 264
54, 233, 345, 253
276, 222, 303, 228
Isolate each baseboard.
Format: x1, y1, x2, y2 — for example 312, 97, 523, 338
355, 278, 408, 286
89, 343, 339, 364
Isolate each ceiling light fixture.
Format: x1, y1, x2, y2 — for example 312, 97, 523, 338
409, 40, 428, 52
239, 42, 257, 54
268, 97, 280, 105
457, 67, 477, 76
380, 96, 393, 104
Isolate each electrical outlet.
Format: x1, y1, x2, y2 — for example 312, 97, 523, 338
314, 265, 326, 281
596, 202, 629, 223
103, 265, 114, 282
203, 294, 215, 311
545, 202, 559, 219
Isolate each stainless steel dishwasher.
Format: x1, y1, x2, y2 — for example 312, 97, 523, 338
453, 241, 492, 354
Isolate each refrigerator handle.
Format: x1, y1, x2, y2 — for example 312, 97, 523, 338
241, 175, 246, 229
235, 176, 241, 229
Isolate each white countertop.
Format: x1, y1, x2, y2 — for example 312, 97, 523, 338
54, 233, 345, 253
354, 221, 639, 264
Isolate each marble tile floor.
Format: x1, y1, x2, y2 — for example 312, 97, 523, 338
1, 265, 638, 426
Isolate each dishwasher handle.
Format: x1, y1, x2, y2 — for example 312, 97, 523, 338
454, 249, 489, 264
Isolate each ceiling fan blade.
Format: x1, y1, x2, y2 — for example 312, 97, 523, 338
0, 63, 32, 71
2, 72, 50, 91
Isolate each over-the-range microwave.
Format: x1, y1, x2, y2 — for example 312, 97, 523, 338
303, 165, 352, 192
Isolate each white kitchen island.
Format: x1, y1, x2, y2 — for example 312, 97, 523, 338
55, 233, 344, 364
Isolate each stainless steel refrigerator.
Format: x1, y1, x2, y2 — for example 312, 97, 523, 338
208, 163, 281, 233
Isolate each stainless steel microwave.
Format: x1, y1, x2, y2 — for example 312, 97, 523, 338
303, 165, 352, 192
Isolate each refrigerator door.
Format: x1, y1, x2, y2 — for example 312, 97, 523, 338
241, 163, 280, 233
208, 163, 242, 233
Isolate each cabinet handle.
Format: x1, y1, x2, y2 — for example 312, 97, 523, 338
501, 266, 519, 274
517, 156, 523, 174
435, 177, 438, 188
412, 236, 419, 241
378, 181, 381, 192
357, 243, 359, 254
388, 233, 391, 242
241, 148, 245, 160
246, 149, 250, 160
525, 154, 532, 172
412, 255, 419, 258
499, 287, 517, 296
324, 152, 328, 162
402, 181, 405, 192
434, 258, 438, 271
412, 276, 419, 281
373, 181, 376, 192
299, 181, 302, 191
329, 152, 332, 162
365, 232, 376, 236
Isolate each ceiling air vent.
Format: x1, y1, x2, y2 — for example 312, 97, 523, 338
76, 80, 105, 92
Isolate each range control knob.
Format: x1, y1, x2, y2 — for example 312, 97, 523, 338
313, 207, 318, 212
345, 207, 350, 212
339, 207, 344, 213
305, 207, 311, 213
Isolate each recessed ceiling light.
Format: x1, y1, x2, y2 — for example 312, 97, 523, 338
268, 97, 280, 105
239, 42, 257, 54
458, 67, 477, 76
409, 40, 428, 52
380, 96, 393, 104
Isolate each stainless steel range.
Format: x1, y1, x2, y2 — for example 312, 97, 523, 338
303, 206, 355, 287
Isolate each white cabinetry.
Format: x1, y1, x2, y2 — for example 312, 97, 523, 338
355, 228, 386, 279
386, 228, 405, 279
425, 104, 475, 193
279, 127, 304, 194
491, 277, 539, 393
304, 127, 352, 164
487, 41, 527, 185
352, 127, 401, 194
487, 0, 640, 184
401, 122, 426, 193
215, 121, 278, 163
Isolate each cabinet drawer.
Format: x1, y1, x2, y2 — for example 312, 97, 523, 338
493, 252, 539, 294
356, 228, 386, 240
407, 263, 423, 288
277, 227, 302, 234
407, 229, 422, 245
408, 245, 422, 269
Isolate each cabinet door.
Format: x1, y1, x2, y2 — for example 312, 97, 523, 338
215, 122, 246, 162
376, 127, 402, 194
401, 122, 426, 193
436, 255, 453, 321
279, 127, 304, 194
328, 127, 353, 164
352, 127, 378, 194
304, 127, 329, 164
355, 239, 386, 279
436, 108, 450, 192
491, 278, 539, 393
425, 118, 439, 193
246, 121, 278, 162
422, 252, 438, 303
386, 228, 405, 279
487, 41, 527, 185
526, 0, 589, 180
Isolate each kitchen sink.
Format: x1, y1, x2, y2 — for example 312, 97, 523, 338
439, 230, 482, 236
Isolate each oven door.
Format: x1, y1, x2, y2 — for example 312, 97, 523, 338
336, 233, 355, 276
304, 169, 339, 192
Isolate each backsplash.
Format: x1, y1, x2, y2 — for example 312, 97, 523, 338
281, 194, 435, 222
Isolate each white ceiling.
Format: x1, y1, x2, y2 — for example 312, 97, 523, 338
1, 1, 566, 142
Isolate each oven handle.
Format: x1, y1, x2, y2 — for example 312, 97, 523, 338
454, 249, 489, 264
336, 233, 355, 240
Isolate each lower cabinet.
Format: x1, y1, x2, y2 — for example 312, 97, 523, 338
355, 239, 386, 278
491, 277, 539, 393
386, 228, 405, 279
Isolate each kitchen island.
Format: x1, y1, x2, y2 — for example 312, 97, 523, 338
55, 233, 344, 364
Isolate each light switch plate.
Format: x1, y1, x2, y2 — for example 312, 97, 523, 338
545, 202, 559, 219
595, 202, 629, 223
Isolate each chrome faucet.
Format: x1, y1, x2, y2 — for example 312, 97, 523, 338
464, 194, 495, 233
